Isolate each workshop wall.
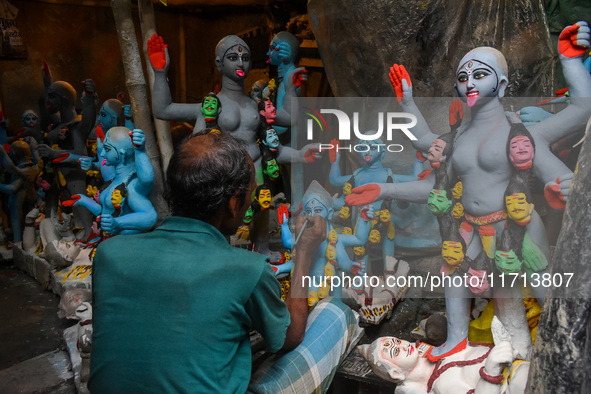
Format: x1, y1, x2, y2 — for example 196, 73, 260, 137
0, 1, 309, 134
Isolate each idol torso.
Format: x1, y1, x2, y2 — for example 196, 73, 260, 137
214, 89, 261, 161
450, 100, 513, 216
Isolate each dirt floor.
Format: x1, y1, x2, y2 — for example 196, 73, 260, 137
0, 260, 75, 370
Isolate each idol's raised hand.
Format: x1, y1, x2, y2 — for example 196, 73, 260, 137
389, 64, 413, 105
558, 21, 590, 58
147, 33, 169, 71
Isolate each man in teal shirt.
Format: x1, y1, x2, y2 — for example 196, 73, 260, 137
89, 129, 324, 393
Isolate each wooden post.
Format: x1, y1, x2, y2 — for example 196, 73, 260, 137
526, 118, 591, 393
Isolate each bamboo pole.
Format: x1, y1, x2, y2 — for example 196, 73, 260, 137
110, 0, 169, 220
137, 0, 174, 176
178, 13, 187, 103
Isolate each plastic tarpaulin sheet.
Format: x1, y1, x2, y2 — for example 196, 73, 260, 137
308, 0, 556, 98
545, 0, 591, 34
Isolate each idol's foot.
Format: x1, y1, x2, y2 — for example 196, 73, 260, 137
426, 336, 467, 362
257, 244, 283, 264
271, 261, 293, 277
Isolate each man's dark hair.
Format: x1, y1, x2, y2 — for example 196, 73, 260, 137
165, 129, 252, 221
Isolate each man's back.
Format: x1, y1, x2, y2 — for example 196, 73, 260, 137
89, 217, 290, 393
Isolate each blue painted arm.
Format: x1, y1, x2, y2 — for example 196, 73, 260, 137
102, 183, 157, 235
52, 152, 85, 165
130, 129, 155, 194
279, 212, 292, 249
64, 194, 102, 217
123, 105, 135, 130
338, 205, 373, 246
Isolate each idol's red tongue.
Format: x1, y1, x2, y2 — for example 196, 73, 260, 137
236, 69, 245, 77
467, 92, 479, 107
365, 156, 371, 162
102, 159, 107, 166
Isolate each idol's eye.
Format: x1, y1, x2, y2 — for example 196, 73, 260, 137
457, 74, 468, 83
474, 71, 490, 80
394, 347, 400, 357
227, 54, 238, 61
370, 146, 378, 150
242, 54, 250, 62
